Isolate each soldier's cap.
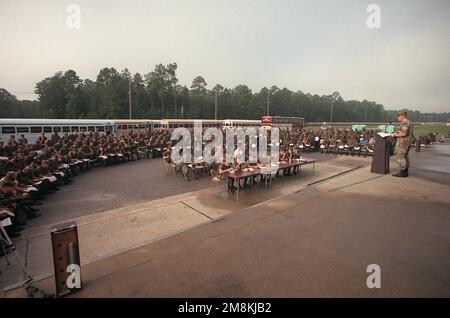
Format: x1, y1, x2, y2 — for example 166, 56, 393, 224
397, 111, 407, 117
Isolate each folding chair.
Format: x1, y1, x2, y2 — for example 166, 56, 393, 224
164, 162, 177, 176
209, 169, 223, 188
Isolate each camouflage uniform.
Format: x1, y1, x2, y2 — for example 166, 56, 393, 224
394, 119, 412, 170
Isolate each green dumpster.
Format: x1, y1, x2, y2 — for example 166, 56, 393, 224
352, 125, 367, 132
377, 125, 395, 133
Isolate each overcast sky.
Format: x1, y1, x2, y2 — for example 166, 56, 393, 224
0, 0, 449, 112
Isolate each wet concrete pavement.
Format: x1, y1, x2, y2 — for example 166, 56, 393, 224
410, 143, 450, 185
2, 142, 450, 297
0, 152, 340, 291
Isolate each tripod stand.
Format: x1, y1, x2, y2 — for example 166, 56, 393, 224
1, 222, 32, 278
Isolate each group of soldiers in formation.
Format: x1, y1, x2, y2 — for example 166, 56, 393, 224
280, 128, 377, 156
0, 129, 171, 243
162, 127, 381, 191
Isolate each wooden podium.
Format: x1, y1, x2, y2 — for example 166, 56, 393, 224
371, 133, 390, 174
51, 222, 82, 297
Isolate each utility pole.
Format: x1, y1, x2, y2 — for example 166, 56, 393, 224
330, 100, 334, 128
364, 105, 367, 122
174, 92, 177, 118
214, 88, 218, 120
128, 74, 132, 119
330, 92, 339, 129
266, 89, 270, 115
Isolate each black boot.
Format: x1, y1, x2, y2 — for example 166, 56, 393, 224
392, 169, 407, 177
5, 227, 21, 238
26, 209, 41, 219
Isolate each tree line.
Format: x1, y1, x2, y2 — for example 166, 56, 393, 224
0, 88, 40, 118
1, 63, 449, 123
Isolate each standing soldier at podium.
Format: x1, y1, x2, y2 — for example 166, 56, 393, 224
391, 111, 413, 177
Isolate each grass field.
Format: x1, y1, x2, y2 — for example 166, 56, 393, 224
413, 124, 450, 138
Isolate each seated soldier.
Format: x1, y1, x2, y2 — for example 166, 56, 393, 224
343, 138, 351, 155
17, 166, 47, 199
328, 137, 337, 154
36, 132, 47, 145
217, 162, 235, 192
106, 143, 118, 164
115, 141, 127, 163
97, 145, 108, 166
80, 142, 95, 169
130, 140, 140, 161
305, 135, 314, 152
348, 136, 360, 156
313, 134, 320, 152
1, 180, 40, 222
0, 203, 23, 239
28, 163, 51, 194
276, 149, 287, 178
66, 149, 82, 174
48, 156, 70, 184
280, 147, 294, 176
1, 171, 43, 207
336, 139, 345, 155
37, 160, 59, 191
231, 161, 244, 189
162, 146, 172, 164
319, 138, 327, 153
143, 140, 154, 159
246, 153, 261, 185
137, 138, 149, 159
180, 162, 196, 182
192, 155, 208, 178
288, 146, 302, 175
359, 136, 369, 157
178, 148, 191, 180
